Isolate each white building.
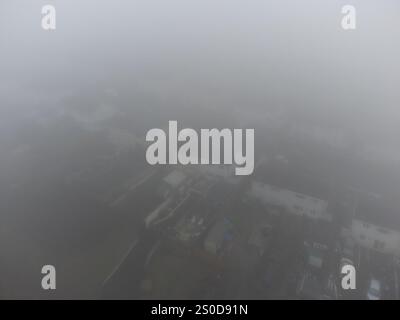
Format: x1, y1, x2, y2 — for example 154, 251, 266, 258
248, 181, 331, 222
351, 198, 400, 256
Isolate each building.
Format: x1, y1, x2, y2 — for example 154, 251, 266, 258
297, 242, 337, 300
157, 170, 188, 199
248, 161, 332, 222
351, 196, 400, 256
248, 181, 331, 222
304, 241, 328, 271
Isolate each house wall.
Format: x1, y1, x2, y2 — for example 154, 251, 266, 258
352, 219, 400, 256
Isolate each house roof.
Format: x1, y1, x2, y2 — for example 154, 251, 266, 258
163, 170, 186, 188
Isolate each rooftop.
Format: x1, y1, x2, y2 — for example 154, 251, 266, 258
163, 170, 187, 188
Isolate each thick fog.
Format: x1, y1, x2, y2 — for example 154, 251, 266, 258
0, 0, 399, 299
